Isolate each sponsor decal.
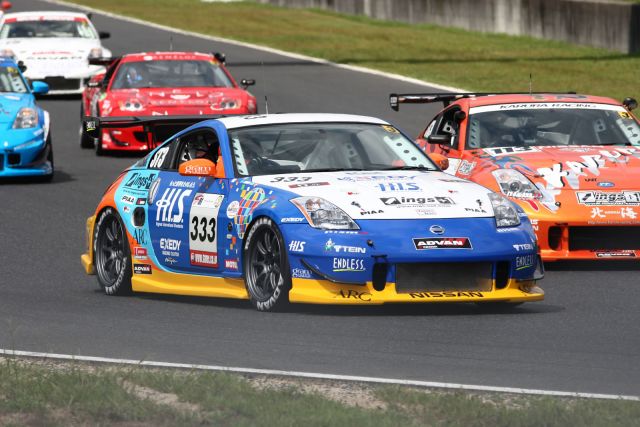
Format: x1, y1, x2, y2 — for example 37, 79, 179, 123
133, 228, 148, 245
464, 207, 488, 214
270, 176, 312, 183
338, 174, 419, 182
413, 237, 472, 250
338, 289, 371, 301
332, 258, 365, 272
190, 250, 218, 267
483, 146, 540, 156
291, 268, 312, 278
360, 210, 384, 215
457, 160, 476, 175
155, 188, 192, 229
513, 243, 535, 251
136, 198, 147, 205
160, 238, 181, 257
377, 182, 420, 192
505, 191, 539, 199
594, 250, 636, 258
515, 254, 536, 270
123, 206, 131, 214
149, 147, 169, 168
323, 230, 364, 235
133, 264, 152, 274
124, 172, 157, 191
288, 240, 306, 252
281, 217, 305, 223
192, 193, 224, 209
380, 196, 454, 207
324, 239, 366, 254
409, 291, 484, 298
226, 200, 240, 218
185, 164, 213, 175
225, 259, 239, 270
289, 182, 330, 188
530, 219, 539, 231
133, 247, 148, 260
590, 207, 637, 220
415, 208, 437, 216
597, 182, 615, 188
169, 180, 196, 189
164, 257, 178, 265
121, 195, 135, 205
577, 191, 640, 206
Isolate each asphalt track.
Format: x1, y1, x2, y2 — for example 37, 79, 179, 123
0, 0, 639, 397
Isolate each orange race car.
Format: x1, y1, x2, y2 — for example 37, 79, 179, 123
390, 92, 640, 261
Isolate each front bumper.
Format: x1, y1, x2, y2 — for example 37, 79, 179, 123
0, 132, 52, 177
81, 215, 96, 275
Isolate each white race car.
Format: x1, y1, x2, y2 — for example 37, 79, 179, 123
0, 11, 111, 95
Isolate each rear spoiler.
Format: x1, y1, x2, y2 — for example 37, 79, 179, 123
82, 114, 225, 147
389, 92, 577, 111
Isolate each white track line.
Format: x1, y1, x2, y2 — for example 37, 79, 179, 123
43, 0, 466, 92
1, 348, 638, 401
32, 1, 634, 402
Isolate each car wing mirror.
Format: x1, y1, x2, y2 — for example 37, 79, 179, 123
31, 81, 49, 95
429, 153, 449, 170
86, 79, 103, 88
179, 158, 221, 178
98, 31, 111, 39
427, 134, 452, 145
241, 79, 255, 89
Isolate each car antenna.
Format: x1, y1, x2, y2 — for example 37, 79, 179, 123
169, 36, 173, 51
262, 60, 269, 114
529, 73, 533, 95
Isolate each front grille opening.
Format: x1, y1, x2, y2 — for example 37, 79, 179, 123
494, 261, 510, 289
569, 226, 640, 250
548, 226, 562, 251
372, 263, 387, 292
395, 262, 493, 293
7, 153, 20, 165
43, 77, 81, 91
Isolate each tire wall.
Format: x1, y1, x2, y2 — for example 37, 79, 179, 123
256, 0, 639, 53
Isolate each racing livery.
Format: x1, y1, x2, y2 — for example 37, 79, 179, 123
390, 92, 640, 260
0, 56, 52, 179
80, 51, 256, 155
0, 11, 111, 94
80, 113, 543, 311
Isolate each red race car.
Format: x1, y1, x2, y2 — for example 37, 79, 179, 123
390, 92, 640, 261
81, 51, 256, 154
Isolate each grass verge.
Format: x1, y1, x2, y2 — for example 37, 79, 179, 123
1, 357, 639, 426
65, 0, 640, 100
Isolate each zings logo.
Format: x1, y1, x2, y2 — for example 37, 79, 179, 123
413, 237, 472, 250
156, 188, 192, 224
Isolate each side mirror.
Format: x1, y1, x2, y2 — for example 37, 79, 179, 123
429, 153, 449, 171
427, 134, 452, 145
213, 52, 226, 65
98, 31, 111, 39
179, 158, 220, 178
31, 81, 49, 95
623, 97, 638, 111
241, 79, 255, 89
87, 79, 102, 88
17, 60, 26, 73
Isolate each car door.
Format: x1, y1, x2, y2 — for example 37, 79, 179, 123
147, 127, 227, 275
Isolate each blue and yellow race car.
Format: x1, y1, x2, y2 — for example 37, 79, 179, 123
0, 57, 52, 180
80, 114, 544, 311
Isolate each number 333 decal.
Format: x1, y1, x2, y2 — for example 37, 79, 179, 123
188, 193, 224, 268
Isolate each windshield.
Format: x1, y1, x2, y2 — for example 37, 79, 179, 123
229, 123, 437, 176
467, 103, 640, 149
0, 65, 27, 93
111, 60, 233, 89
0, 19, 97, 39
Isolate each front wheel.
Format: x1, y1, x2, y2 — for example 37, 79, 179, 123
243, 217, 291, 311
94, 208, 132, 295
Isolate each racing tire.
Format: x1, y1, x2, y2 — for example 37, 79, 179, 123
39, 134, 54, 183
243, 217, 292, 312
95, 134, 105, 156
79, 105, 94, 149
94, 208, 132, 295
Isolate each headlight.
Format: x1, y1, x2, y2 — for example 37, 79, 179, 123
13, 108, 38, 129
120, 99, 144, 111
220, 98, 241, 109
488, 193, 521, 228
492, 169, 542, 200
291, 197, 359, 230
88, 48, 103, 59
0, 48, 15, 58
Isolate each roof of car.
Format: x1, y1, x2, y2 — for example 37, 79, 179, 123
120, 52, 215, 62
216, 113, 389, 130
2, 11, 90, 20
461, 93, 620, 108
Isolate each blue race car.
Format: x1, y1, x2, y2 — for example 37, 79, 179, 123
80, 114, 544, 311
0, 57, 52, 180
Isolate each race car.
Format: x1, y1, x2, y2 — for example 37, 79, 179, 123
80, 113, 543, 311
0, 56, 53, 180
390, 92, 640, 261
80, 51, 257, 155
0, 11, 111, 94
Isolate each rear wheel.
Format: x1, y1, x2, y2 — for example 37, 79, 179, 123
243, 217, 291, 311
94, 208, 132, 295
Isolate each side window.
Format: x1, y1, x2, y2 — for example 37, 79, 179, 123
423, 118, 438, 139
434, 107, 461, 149
174, 130, 220, 169
147, 141, 173, 169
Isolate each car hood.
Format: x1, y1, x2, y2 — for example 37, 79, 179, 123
253, 170, 495, 220
0, 38, 101, 58
0, 93, 33, 124
104, 87, 250, 113
474, 145, 640, 190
